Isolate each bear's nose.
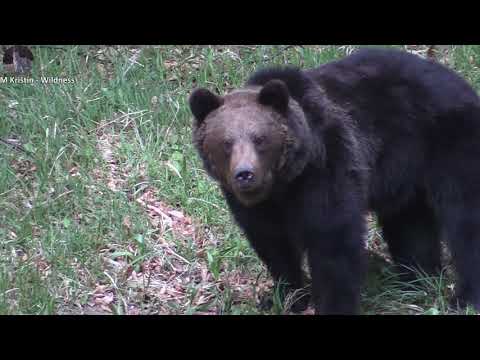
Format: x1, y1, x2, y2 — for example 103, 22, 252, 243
234, 168, 255, 188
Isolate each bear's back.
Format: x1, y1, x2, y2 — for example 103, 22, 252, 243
308, 48, 480, 116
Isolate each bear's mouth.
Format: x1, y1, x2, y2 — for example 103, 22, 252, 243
233, 184, 271, 207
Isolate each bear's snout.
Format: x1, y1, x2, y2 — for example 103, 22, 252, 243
234, 167, 256, 190
229, 140, 262, 193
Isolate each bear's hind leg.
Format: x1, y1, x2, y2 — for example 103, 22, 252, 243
377, 197, 441, 281
439, 202, 480, 312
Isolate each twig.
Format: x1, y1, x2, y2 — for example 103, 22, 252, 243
188, 197, 228, 213
270, 45, 304, 60
39, 190, 74, 206
163, 246, 191, 265
37, 46, 69, 52
90, 110, 150, 134
0, 138, 32, 156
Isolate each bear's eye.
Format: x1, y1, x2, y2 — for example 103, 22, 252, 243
253, 135, 267, 147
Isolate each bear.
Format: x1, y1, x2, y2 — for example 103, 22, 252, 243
188, 47, 480, 315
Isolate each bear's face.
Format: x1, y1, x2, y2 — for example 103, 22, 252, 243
189, 80, 298, 207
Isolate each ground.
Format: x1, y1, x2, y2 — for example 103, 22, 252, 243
1, 45, 480, 315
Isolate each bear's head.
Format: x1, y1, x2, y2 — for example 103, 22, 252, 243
189, 79, 314, 207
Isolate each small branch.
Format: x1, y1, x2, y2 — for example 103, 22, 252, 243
36, 46, 69, 52
0, 138, 32, 156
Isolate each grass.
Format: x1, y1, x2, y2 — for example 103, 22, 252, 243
1, 45, 480, 315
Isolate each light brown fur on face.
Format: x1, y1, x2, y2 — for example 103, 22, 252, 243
191, 82, 315, 207
199, 89, 287, 206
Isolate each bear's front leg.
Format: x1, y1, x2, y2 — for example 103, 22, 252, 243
224, 192, 310, 313
306, 219, 367, 315
244, 224, 310, 313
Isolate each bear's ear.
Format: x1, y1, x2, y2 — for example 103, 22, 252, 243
189, 88, 224, 123
258, 79, 290, 114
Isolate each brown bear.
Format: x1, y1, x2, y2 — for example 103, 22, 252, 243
189, 47, 480, 314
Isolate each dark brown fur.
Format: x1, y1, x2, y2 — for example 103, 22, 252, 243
189, 48, 480, 314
